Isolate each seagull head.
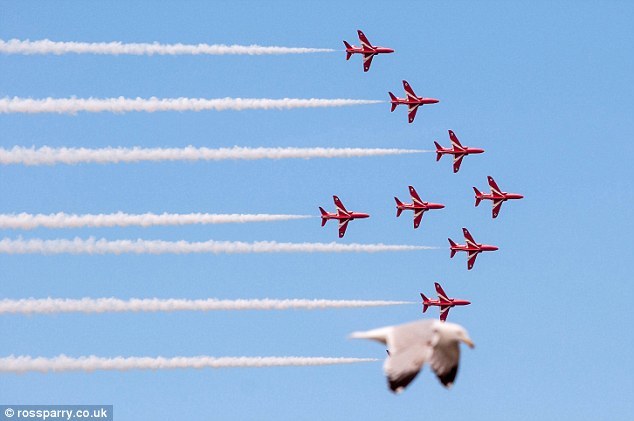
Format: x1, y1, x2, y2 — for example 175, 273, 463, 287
439, 321, 475, 348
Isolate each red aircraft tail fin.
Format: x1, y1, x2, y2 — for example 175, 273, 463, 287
319, 207, 328, 226
434, 141, 443, 161
388, 92, 398, 112
420, 293, 429, 313
473, 187, 482, 206
394, 197, 403, 217
448, 238, 457, 258
343, 41, 353, 60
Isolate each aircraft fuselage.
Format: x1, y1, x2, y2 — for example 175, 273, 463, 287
438, 147, 485, 156
451, 244, 499, 253
397, 202, 445, 211
391, 97, 440, 107
321, 212, 369, 221
423, 299, 471, 308
346, 46, 394, 55
477, 192, 524, 201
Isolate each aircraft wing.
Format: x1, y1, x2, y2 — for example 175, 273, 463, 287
487, 176, 503, 196
492, 199, 504, 219
448, 130, 464, 150
333, 195, 350, 216
338, 219, 350, 238
357, 30, 374, 50
439, 305, 451, 322
407, 104, 420, 123
408, 185, 424, 205
413, 210, 424, 229
435, 283, 451, 303
467, 251, 478, 270
462, 228, 477, 247
362, 53, 375, 72
453, 154, 464, 173
403, 80, 418, 100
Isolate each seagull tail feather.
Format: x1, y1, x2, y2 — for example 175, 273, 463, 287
349, 327, 391, 345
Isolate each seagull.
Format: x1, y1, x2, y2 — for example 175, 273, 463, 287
350, 319, 474, 393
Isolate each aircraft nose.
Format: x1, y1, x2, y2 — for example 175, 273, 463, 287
437, 204, 445, 209
386, 48, 395, 53
431, 98, 440, 103
492, 246, 499, 251
517, 194, 524, 199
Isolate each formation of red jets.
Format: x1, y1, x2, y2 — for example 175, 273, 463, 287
332, 30, 524, 321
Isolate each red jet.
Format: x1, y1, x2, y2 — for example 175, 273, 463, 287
474, 176, 524, 219
434, 130, 485, 173
343, 30, 394, 72
394, 185, 445, 229
319, 196, 370, 238
449, 228, 498, 270
389, 80, 439, 123
421, 282, 471, 322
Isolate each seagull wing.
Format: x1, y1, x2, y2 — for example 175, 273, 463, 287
430, 337, 461, 387
384, 343, 429, 392
383, 320, 437, 393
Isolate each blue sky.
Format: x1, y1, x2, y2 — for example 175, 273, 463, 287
1, 1, 633, 419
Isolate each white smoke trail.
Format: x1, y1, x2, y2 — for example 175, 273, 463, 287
0, 297, 412, 315
0, 237, 435, 255
0, 146, 427, 166
0, 97, 382, 114
0, 39, 335, 56
0, 355, 378, 373
0, 212, 313, 230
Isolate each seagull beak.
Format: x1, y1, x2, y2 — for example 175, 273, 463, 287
462, 338, 475, 349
